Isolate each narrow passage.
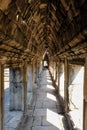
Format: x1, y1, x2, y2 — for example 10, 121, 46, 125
19, 69, 70, 130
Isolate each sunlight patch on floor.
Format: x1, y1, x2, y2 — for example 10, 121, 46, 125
47, 93, 57, 102
46, 108, 61, 129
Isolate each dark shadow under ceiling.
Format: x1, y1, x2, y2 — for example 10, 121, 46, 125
0, 0, 87, 64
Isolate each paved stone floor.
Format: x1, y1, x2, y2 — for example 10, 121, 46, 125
18, 70, 70, 130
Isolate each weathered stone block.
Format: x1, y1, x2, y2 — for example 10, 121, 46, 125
9, 67, 24, 111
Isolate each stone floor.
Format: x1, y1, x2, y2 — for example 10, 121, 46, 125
18, 69, 70, 130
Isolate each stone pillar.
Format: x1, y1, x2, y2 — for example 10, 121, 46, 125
37, 64, 39, 79
34, 62, 38, 82
42, 60, 44, 70
53, 62, 55, 80
9, 67, 24, 111
57, 61, 60, 94
32, 62, 34, 88
27, 65, 33, 93
23, 61, 27, 114
50, 62, 54, 77
39, 61, 43, 76
27, 65, 33, 106
64, 58, 69, 112
60, 63, 64, 98
34, 63, 38, 88
55, 62, 58, 82
83, 57, 87, 130
36, 63, 40, 87
0, 64, 4, 130
32, 62, 37, 89
34, 63, 37, 84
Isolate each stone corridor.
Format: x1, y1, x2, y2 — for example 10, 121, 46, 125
18, 69, 70, 130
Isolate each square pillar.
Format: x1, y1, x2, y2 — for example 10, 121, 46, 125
60, 63, 64, 98
83, 57, 87, 130
64, 58, 69, 112
9, 67, 24, 111
34, 63, 38, 84
33, 63, 38, 88
27, 65, 33, 107
55, 62, 58, 82
32, 62, 37, 89
57, 61, 60, 94
36, 62, 40, 87
27, 65, 33, 93
23, 61, 27, 115
53, 62, 55, 80
0, 64, 4, 130
32, 62, 34, 84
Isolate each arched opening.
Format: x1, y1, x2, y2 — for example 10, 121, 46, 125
43, 52, 49, 69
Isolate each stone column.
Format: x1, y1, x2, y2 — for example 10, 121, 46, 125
34, 63, 37, 84
57, 61, 60, 94
53, 62, 55, 80
23, 61, 27, 115
64, 58, 69, 112
60, 63, 64, 98
0, 64, 4, 130
83, 57, 87, 130
55, 62, 58, 82
27, 65, 33, 93
34, 63, 38, 88
27, 65, 33, 106
32, 62, 37, 89
32, 63, 34, 84
39, 61, 43, 76
42, 60, 44, 69
36, 63, 40, 87
50, 62, 54, 77
37, 64, 39, 79
9, 67, 24, 111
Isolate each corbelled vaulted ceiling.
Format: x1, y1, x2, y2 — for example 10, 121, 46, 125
0, 0, 87, 65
